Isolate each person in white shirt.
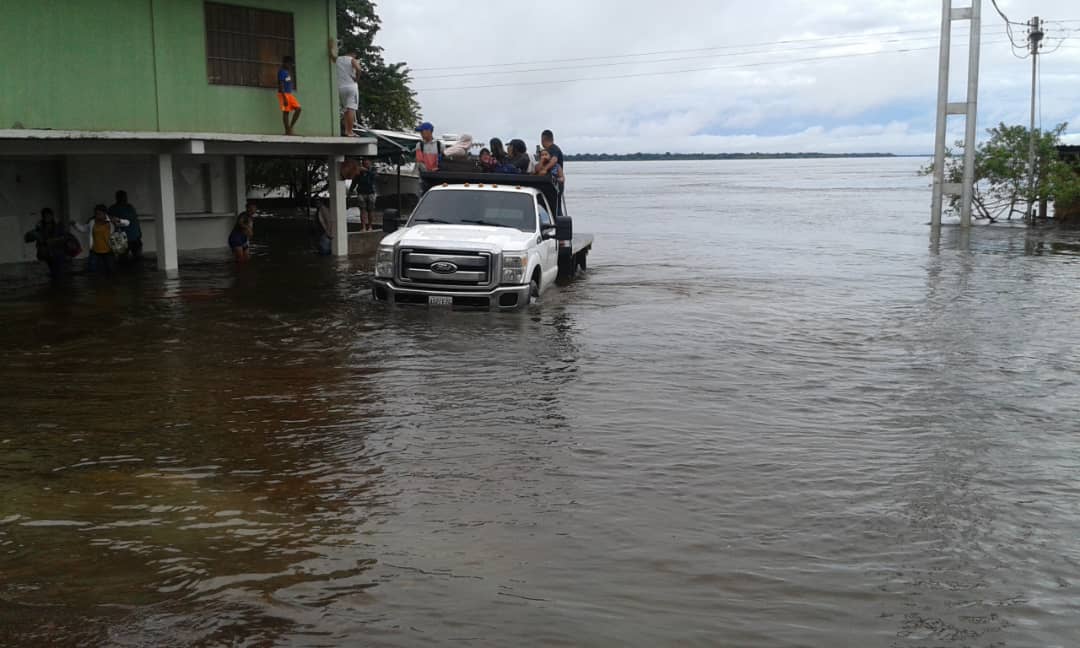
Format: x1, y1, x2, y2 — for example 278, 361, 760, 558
329, 40, 362, 137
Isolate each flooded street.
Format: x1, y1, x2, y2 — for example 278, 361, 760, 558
3, 158, 1080, 646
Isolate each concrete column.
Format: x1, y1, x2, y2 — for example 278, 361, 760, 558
328, 155, 348, 256
154, 153, 179, 272
234, 155, 246, 214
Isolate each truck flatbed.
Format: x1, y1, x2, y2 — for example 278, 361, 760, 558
573, 234, 593, 255
566, 234, 593, 276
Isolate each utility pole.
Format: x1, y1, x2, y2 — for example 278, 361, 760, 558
931, 0, 982, 229
1025, 16, 1044, 221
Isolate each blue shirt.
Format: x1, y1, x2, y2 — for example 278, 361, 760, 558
278, 68, 294, 94
228, 227, 249, 249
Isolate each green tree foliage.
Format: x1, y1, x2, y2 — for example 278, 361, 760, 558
1049, 155, 1080, 219
923, 122, 1080, 222
247, 158, 327, 204
337, 0, 421, 131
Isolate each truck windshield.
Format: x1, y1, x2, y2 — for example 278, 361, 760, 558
410, 190, 536, 232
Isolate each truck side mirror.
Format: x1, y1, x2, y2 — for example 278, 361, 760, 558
541, 226, 557, 240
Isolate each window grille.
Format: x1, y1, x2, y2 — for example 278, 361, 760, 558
205, 2, 294, 89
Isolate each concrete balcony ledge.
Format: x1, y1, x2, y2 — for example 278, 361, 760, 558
0, 128, 377, 157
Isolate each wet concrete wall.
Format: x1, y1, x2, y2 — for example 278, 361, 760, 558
0, 159, 62, 263
1, 155, 240, 264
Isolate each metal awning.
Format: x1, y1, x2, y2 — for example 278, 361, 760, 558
0, 129, 377, 157
356, 128, 420, 160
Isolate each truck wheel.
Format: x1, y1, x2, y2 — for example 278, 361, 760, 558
529, 278, 540, 305
558, 253, 575, 281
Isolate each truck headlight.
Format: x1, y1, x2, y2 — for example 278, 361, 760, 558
375, 246, 394, 278
501, 253, 527, 284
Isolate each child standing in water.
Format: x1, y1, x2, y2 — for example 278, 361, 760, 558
229, 210, 254, 262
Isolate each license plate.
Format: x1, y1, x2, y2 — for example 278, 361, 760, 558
428, 295, 453, 306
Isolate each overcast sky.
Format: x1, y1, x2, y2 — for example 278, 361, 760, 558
373, 0, 1080, 155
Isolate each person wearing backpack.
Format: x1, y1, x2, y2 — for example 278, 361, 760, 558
414, 122, 441, 172
71, 204, 128, 275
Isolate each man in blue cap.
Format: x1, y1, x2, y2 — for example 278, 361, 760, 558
414, 122, 441, 172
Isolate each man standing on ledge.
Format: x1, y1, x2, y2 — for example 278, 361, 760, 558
329, 40, 362, 137
414, 122, 441, 172
277, 56, 302, 135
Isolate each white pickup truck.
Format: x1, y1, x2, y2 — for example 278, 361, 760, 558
372, 172, 591, 310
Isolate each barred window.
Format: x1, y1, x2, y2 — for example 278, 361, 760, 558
205, 2, 295, 88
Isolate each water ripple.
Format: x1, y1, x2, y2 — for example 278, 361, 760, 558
2, 159, 1080, 645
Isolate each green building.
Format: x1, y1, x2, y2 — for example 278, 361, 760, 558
1, 0, 375, 270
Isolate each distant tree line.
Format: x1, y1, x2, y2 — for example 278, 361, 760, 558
565, 152, 898, 162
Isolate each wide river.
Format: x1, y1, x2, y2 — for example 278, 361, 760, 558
2, 158, 1080, 647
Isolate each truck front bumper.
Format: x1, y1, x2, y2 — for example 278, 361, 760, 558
371, 279, 531, 310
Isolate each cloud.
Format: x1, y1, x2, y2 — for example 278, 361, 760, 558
373, 0, 1080, 154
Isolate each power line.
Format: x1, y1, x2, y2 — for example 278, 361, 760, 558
407, 19, 1080, 74
990, 0, 1033, 52
1040, 25, 1075, 54
413, 31, 1004, 80
410, 26, 979, 73
415, 40, 1011, 92
990, 0, 1027, 26
990, 2, 1065, 59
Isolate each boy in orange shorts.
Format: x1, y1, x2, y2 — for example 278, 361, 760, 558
278, 56, 302, 135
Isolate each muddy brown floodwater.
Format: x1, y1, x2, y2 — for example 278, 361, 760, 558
2, 159, 1080, 647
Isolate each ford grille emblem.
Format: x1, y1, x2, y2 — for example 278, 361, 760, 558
430, 261, 458, 274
